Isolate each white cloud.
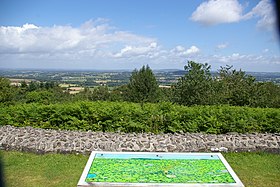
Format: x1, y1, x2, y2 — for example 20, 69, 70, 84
243, 0, 276, 31
0, 24, 84, 53
170, 45, 200, 57
232, 53, 240, 58
210, 53, 280, 66
190, 0, 276, 32
175, 45, 185, 52
186, 46, 200, 55
21, 23, 39, 30
0, 20, 155, 56
263, 48, 269, 53
190, 0, 243, 25
216, 43, 228, 49
0, 20, 279, 71
113, 42, 159, 58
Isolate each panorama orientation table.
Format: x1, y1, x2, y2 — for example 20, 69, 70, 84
78, 151, 244, 187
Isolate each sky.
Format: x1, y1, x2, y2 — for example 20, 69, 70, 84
0, 0, 279, 72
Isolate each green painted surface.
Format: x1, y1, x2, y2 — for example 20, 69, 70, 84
86, 158, 235, 183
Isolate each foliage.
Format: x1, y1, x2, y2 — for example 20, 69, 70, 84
217, 65, 256, 106
0, 101, 279, 134
127, 65, 159, 103
0, 78, 18, 104
250, 82, 280, 108
0, 78, 73, 105
25, 91, 55, 104
1, 61, 280, 108
174, 61, 215, 105
1, 62, 279, 136
173, 62, 280, 108
27, 81, 57, 92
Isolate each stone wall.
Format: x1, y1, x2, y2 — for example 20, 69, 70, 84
0, 125, 279, 154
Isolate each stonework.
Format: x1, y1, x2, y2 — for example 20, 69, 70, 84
0, 125, 279, 154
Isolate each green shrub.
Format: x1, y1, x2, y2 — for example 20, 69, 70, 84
0, 101, 279, 134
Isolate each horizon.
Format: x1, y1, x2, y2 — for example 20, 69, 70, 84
1, 67, 280, 74
0, 0, 280, 72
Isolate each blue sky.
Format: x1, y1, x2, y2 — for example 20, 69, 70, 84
0, 0, 279, 71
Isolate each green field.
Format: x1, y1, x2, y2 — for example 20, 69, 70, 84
1, 151, 280, 187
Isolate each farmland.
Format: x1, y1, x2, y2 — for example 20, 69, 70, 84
1, 69, 279, 88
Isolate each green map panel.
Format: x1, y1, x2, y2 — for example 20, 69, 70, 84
86, 158, 235, 183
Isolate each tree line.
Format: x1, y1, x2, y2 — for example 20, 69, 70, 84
1, 61, 280, 108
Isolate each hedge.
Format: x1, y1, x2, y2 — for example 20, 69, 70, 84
0, 101, 279, 134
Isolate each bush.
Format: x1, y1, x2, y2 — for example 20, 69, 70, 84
0, 101, 279, 134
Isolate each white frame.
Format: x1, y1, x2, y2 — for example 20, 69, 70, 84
77, 152, 244, 187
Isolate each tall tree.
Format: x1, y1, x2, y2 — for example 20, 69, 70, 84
127, 65, 159, 103
249, 82, 280, 108
218, 65, 256, 106
173, 61, 214, 105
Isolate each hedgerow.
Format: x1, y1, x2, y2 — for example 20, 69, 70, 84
0, 101, 279, 134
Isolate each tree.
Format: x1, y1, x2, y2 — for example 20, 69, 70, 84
0, 78, 18, 104
173, 61, 214, 105
127, 65, 159, 103
90, 86, 111, 101
217, 65, 256, 106
112, 85, 129, 101
250, 82, 280, 108
27, 81, 40, 92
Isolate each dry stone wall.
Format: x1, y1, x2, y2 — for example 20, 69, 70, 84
0, 125, 279, 154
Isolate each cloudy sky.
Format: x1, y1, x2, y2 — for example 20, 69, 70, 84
0, 0, 279, 71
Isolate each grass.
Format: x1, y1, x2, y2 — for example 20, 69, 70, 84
0, 151, 279, 187
224, 152, 280, 187
0, 151, 88, 187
